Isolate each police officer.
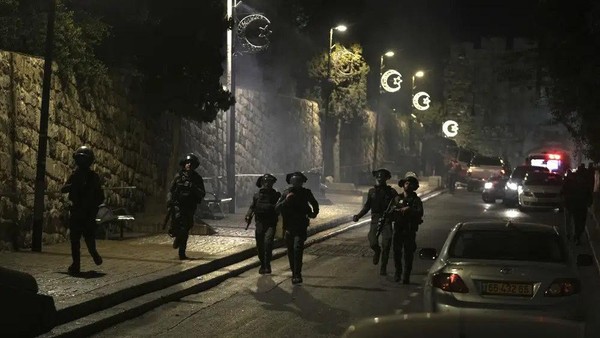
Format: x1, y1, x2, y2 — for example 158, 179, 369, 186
352, 169, 398, 276
61, 146, 104, 274
167, 153, 206, 259
391, 176, 423, 284
246, 174, 281, 274
275, 172, 319, 284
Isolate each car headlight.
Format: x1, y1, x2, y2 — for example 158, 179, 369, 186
518, 185, 524, 193
506, 182, 518, 190
484, 182, 493, 189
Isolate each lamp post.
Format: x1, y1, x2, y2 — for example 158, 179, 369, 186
323, 24, 346, 179
372, 50, 395, 170
409, 70, 424, 153
225, 0, 239, 213
32, 0, 57, 252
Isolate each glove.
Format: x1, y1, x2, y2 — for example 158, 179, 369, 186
352, 215, 360, 222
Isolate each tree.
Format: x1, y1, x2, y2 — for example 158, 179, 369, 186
538, 0, 600, 161
307, 43, 370, 178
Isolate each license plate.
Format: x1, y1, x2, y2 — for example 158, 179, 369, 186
481, 282, 533, 297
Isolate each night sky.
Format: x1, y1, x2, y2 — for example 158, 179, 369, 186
241, 0, 538, 102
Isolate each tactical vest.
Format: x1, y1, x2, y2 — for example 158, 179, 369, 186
254, 189, 279, 216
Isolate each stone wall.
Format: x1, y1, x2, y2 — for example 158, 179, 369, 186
0, 51, 323, 247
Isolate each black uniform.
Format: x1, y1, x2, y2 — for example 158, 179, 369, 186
390, 190, 423, 284
276, 173, 319, 284
562, 167, 592, 245
61, 146, 104, 274
167, 169, 205, 259
355, 184, 398, 274
246, 185, 281, 274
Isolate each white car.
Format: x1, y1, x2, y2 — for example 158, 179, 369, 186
420, 221, 593, 321
517, 172, 563, 210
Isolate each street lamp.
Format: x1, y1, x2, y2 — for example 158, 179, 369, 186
412, 70, 424, 90
372, 50, 395, 170
323, 24, 347, 178
409, 70, 425, 159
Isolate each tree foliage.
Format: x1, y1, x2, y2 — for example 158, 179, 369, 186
307, 43, 370, 122
0, 0, 233, 123
538, 0, 600, 161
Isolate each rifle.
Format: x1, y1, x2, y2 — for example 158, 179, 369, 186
163, 205, 174, 231
245, 212, 254, 230
376, 198, 397, 238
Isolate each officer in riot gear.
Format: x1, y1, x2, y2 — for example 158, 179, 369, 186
275, 172, 319, 284
246, 174, 281, 274
391, 176, 424, 284
167, 153, 206, 259
352, 169, 398, 276
61, 146, 104, 274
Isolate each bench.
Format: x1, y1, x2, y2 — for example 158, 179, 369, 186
96, 204, 135, 239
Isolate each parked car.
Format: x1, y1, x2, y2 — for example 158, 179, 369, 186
482, 174, 509, 203
420, 221, 593, 321
503, 165, 549, 207
466, 156, 509, 192
518, 172, 563, 210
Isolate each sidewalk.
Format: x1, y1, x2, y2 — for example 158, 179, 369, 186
0, 180, 440, 337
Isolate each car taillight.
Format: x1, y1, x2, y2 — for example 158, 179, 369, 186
432, 273, 469, 293
544, 278, 580, 297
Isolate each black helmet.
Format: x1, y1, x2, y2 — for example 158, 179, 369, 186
256, 173, 277, 187
372, 168, 392, 180
179, 153, 200, 169
399, 176, 419, 190
286, 171, 308, 184
73, 146, 94, 168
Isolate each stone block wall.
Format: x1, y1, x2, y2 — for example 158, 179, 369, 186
0, 51, 323, 247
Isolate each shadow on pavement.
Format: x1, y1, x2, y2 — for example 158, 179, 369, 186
301, 283, 386, 292
58, 271, 107, 279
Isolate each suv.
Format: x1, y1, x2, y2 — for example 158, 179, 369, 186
466, 155, 508, 191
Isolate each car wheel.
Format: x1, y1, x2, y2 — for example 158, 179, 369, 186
482, 194, 495, 203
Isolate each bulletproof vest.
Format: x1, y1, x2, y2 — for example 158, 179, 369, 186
370, 185, 396, 213
395, 193, 423, 230
254, 188, 279, 215
175, 172, 195, 202
283, 187, 312, 216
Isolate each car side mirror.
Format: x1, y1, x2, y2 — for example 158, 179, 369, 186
419, 248, 437, 260
577, 254, 594, 267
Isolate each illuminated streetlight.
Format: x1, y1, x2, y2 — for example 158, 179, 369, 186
415, 70, 425, 78
323, 24, 347, 177
373, 50, 395, 170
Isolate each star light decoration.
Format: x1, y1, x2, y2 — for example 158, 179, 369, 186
237, 14, 272, 54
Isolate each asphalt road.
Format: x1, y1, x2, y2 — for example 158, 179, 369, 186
93, 189, 600, 338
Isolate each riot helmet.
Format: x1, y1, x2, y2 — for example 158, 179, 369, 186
256, 173, 277, 188
399, 176, 419, 191
73, 146, 95, 168
179, 153, 200, 170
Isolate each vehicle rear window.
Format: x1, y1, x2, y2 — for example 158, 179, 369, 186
471, 156, 503, 166
524, 172, 562, 186
448, 230, 566, 262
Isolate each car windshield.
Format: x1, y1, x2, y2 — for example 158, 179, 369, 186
471, 156, 502, 166
511, 166, 549, 180
448, 230, 566, 262
524, 172, 562, 186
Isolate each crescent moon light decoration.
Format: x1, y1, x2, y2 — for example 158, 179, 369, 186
442, 120, 459, 137
412, 91, 431, 111
237, 14, 272, 54
380, 69, 403, 93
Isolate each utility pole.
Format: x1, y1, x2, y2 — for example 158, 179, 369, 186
226, 0, 237, 213
32, 0, 57, 252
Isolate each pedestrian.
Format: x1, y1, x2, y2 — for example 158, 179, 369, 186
390, 176, 424, 284
561, 164, 593, 245
61, 146, 104, 274
245, 174, 281, 274
167, 153, 206, 259
352, 169, 398, 276
276, 172, 319, 284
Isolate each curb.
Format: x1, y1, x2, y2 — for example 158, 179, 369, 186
45, 188, 444, 337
